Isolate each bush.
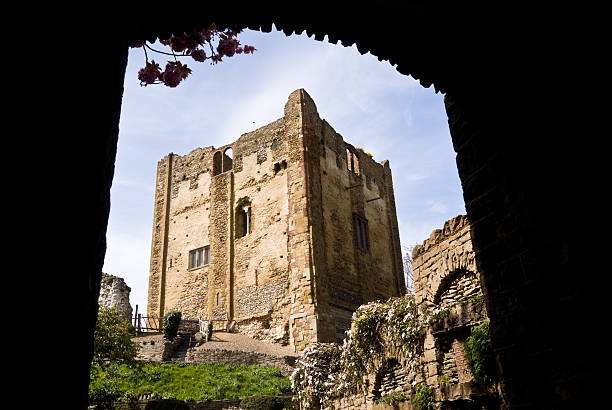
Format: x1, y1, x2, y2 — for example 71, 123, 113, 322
412, 384, 435, 410
207, 321, 213, 341
88, 384, 118, 409
93, 307, 140, 368
464, 321, 496, 384
375, 391, 409, 404
163, 310, 182, 340
240, 395, 296, 410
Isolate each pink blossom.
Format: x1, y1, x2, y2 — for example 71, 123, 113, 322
159, 61, 192, 87
137, 61, 161, 85
217, 37, 239, 57
191, 49, 207, 62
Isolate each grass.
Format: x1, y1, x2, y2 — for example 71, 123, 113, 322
89, 361, 292, 403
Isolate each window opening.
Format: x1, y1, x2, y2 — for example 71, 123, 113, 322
354, 214, 369, 251
188, 246, 209, 269
212, 151, 222, 176
222, 147, 233, 172
236, 203, 252, 238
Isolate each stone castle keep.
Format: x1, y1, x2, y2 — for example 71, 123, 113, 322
147, 89, 405, 351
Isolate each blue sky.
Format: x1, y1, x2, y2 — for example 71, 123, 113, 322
103, 26, 465, 314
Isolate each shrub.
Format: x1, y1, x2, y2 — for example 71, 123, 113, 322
464, 321, 496, 384
412, 384, 435, 410
375, 391, 409, 404
163, 310, 182, 340
93, 307, 140, 368
207, 321, 213, 341
88, 384, 118, 409
240, 395, 297, 410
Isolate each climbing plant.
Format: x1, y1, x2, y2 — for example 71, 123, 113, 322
291, 295, 426, 409
464, 321, 496, 385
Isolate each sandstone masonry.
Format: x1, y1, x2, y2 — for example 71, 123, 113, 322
322, 215, 494, 409
147, 89, 405, 352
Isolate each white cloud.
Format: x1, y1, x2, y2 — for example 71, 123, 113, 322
427, 200, 448, 214
107, 27, 465, 315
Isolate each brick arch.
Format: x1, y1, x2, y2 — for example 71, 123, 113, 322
74, 6, 581, 408
222, 147, 233, 172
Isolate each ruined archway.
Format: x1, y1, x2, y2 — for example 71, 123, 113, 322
66, 5, 582, 409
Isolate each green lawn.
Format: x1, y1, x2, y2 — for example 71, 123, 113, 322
89, 361, 292, 403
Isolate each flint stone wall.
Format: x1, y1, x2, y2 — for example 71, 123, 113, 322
98, 272, 133, 322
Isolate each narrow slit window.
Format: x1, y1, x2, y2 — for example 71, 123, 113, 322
353, 214, 369, 251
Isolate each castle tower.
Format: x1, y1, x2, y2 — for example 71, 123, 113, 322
147, 89, 405, 351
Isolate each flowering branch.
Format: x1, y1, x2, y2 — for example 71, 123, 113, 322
131, 24, 256, 88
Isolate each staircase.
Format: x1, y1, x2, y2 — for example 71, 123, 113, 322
167, 332, 197, 362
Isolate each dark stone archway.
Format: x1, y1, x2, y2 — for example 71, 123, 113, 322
55, 4, 586, 408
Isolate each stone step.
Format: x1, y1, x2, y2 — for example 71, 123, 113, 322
168, 333, 198, 361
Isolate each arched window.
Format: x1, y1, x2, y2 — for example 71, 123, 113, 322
222, 147, 233, 172
235, 201, 252, 238
212, 151, 222, 176
346, 148, 360, 175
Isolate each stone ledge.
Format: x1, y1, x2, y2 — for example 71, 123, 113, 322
186, 347, 297, 376
431, 299, 487, 335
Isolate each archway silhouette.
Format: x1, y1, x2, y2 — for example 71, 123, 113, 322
66, 5, 582, 409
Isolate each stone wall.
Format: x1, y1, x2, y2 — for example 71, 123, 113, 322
98, 272, 133, 322
301, 215, 495, 409
185, 348, 297, 377
147, 89, 403, 352
412, 214, 478, 310
114, 398, 241, 410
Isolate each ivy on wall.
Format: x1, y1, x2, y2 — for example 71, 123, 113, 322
464, 321, 496, 385
291, 295, 425, 409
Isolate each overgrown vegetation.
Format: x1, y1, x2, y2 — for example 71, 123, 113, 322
291, 295, 425, 409
375, 391, 410, 405
89, 362, 292, 406
163, 310, 182, 340
464, 321, 496, 385
412, 383, 435, 410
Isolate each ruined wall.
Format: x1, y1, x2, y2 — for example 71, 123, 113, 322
98, 272, 133, 322
412, 214, 490, 406
310, 114, 405, 344
312, 216, 492, 410
147, 89, 404, 352
412, 214, 478, 310
283, 90, 319, 351
164, 147, 214, 319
